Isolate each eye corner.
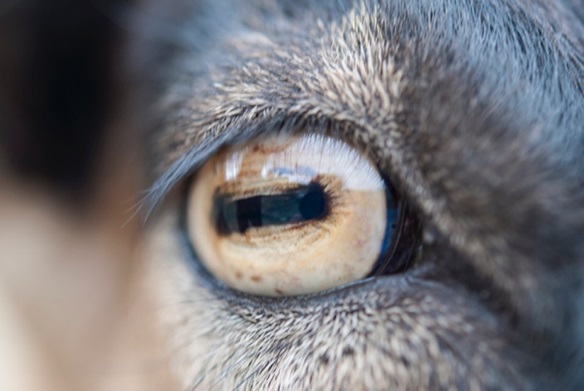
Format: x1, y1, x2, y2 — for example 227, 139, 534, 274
370, 200, 423, 277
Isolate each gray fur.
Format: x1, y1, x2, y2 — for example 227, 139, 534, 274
137, 0, 584, 389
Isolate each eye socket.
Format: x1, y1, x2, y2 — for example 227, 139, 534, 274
186, 133, 418, 296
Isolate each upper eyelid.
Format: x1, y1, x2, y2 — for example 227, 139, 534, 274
141, 97, 416, 221
141, 109, 342, 217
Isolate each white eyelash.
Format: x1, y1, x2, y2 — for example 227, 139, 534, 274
223, 133, 385, 191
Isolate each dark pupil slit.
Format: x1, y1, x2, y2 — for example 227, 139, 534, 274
214, 182, 328, 235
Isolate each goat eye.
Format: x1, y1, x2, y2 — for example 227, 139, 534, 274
186, 134, 414, 296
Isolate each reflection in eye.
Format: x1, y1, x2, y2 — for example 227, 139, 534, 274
187, 134, 409, 296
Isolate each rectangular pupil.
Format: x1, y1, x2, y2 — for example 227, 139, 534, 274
236, 196, 262, 232
214, 184, 325, 235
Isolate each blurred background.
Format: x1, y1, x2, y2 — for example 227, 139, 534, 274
0, 0, 179, 389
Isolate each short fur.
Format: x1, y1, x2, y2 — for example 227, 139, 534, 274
131, 0, 584, 389
2, 0, 581, 389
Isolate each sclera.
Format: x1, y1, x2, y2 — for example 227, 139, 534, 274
187, 134, 391, 296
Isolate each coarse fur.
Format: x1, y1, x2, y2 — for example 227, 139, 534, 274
130, 0, 584, 389
1, 0, 583, 390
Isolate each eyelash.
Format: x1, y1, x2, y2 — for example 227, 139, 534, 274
143, 114, 376, 215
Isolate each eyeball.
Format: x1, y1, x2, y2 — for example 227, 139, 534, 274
187, 134, 402, 296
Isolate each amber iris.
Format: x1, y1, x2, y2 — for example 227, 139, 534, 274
187, 134, 396, 296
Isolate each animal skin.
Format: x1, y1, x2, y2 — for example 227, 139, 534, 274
1, 0, 583, 390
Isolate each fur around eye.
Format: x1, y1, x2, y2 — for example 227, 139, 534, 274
186, 133, 417, 296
